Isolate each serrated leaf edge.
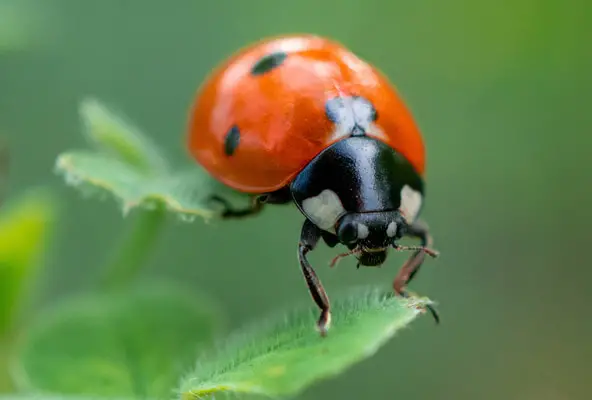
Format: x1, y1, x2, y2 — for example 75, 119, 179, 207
55, 154, 216, 220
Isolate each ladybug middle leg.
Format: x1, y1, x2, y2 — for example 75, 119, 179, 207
209, 187, 291, 219
298, 218, 332, 337
393, 220, 440, 323
209, 194, 265, 218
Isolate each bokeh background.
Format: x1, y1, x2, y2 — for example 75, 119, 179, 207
2, 0, 591, 399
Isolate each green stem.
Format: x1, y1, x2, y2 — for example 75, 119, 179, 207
101, 204, 166, 290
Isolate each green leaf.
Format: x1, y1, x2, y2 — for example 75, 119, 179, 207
180, 287, 434, 399
56, 97, 252, 220
55, 151, 229, 220
55, 151, 150, 210
13, 282, 223, 399
0, 189, 56, 334
78, 98, 168, 176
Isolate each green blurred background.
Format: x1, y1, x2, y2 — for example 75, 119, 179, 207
2, 0, 591, 399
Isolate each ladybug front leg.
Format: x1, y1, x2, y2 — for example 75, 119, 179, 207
298, 219, 332, 337
393, 220, 440, 323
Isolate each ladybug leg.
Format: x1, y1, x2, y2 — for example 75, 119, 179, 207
208, 187, 291, 219
298, 219, 332, 337
393, 220, 440, 323
393, 220, 433, 290
208, 194, 264, 219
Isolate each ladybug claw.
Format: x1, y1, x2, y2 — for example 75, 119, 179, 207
398, 289, 440, 324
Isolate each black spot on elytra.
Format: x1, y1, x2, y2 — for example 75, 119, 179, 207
224, 125, 240, 156
251, 52, 287, 76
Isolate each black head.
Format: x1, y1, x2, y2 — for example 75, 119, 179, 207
335, 210, 407, 266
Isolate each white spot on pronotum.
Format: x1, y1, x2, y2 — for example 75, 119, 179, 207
301, 189, 346, 231
399, 185, 422, 223
326, 95, 388, 142
386, 221, 397, 237
357, 223, 369, 239
328, 120, 388, 143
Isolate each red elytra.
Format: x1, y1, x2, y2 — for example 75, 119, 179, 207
187, 34, 425, 194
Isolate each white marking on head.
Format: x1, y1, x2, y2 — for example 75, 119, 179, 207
301, 189, 346, 232
399, 185, 423, 224
357, 223, 369, 239
386, 221, 398, 237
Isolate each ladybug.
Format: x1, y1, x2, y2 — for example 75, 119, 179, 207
187, 34, 439, 336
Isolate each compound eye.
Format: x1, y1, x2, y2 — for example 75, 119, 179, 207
337, 221, 358, 244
